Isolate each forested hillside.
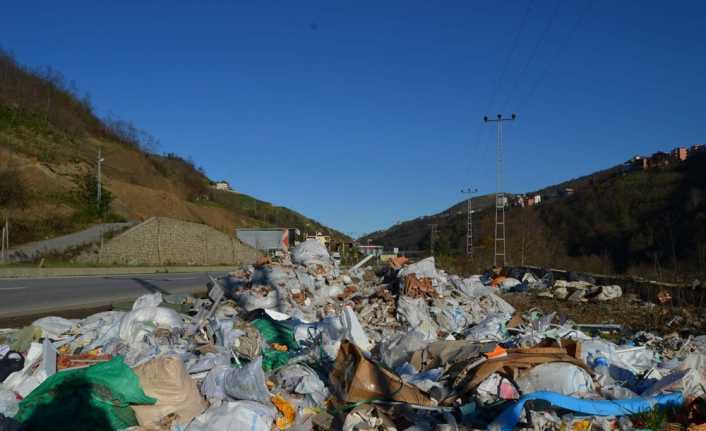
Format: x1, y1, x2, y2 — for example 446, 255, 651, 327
363, 154, 706, 281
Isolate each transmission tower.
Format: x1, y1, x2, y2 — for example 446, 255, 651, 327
484, 113, 516, 267
461, 188, 478, 256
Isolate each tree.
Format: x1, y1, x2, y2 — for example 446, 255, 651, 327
0, 169, 27, 209
74, 172, 112, 218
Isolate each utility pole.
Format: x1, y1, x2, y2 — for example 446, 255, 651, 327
461, 188, 478, 257
484, 113, 516, 267
97, 148, 104, 211
429, 223, 438, 257
1, 216, 8, 263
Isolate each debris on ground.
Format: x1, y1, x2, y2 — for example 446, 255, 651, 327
0, 248, 705, 430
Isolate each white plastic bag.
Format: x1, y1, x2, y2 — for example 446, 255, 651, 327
0, 389, 20, 417
396, 296, 439, 341
132, 292, 163, 310
398, 257, 437, 279
186, 401, 276, 431
118, 306, 183, 344
515, 362, 595, 396
31, 316, 76, 339
292, 239, 331, 266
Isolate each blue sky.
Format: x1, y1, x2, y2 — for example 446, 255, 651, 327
3, 1, 705, 237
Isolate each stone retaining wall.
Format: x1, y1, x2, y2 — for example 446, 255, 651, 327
79, 217, 260, 266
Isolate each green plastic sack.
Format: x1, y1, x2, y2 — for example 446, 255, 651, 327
15, 356, 156, 431
251, 316, 299, 371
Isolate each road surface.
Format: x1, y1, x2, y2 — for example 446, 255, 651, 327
0, 272, 222, 317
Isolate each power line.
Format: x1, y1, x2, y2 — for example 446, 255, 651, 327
467, 0, 534, 182
500, 0, 562, 112
485, 0, 535, 114
517, 0, 593, 112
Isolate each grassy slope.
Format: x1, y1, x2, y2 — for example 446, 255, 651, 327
0, 68, 347, 245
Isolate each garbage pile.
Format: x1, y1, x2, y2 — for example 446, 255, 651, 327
0, 239, 704, 430
488, 270, 623, 303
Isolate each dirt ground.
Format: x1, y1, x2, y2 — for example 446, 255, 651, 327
502, 292, 706, 337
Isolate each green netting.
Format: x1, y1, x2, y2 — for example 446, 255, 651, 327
15, 356, 156, 431
251, 316, 299, 371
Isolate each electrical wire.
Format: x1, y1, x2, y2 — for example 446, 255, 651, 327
516, 0, 593, 112
500, 0, 563, 112
485, 0, 535, 114
469, 0, 534, 186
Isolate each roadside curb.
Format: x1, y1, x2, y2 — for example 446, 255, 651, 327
0, 266, 239, 279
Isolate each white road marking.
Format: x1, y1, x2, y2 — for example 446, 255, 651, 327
0, 286, 27, 290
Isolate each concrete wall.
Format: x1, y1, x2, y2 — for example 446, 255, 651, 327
81, 217, 260, 266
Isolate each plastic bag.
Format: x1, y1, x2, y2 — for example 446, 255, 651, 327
396, 296, 439, 341
464, 313, 510, 342
201, 365, 230, 401
251, 316, 298, 371
186, 401, 276, 431
292, 239, 331, 266
118, 306, 183, 344
0, 390, 19, 418
14, 356, 156, 431
131, 356, 207, 428
379, 330, 430, 370
274, 364, 329, 406
233, 289, 279, 311
31, 317, 76, 339
2, 343, 45, 398
131, 292, 163, 310
398, 257, 437, 279
224, 357, 271, 404
515, 362, 595, 396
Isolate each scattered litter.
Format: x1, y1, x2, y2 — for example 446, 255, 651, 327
0, 252, 702, 430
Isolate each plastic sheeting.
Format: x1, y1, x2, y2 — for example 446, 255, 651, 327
488, 390, 684, 431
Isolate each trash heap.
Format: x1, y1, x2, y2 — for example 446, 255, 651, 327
488, 271, 623, 303
0, 239, 704, 430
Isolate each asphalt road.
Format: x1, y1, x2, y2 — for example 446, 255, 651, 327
0, 272, 222, 317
